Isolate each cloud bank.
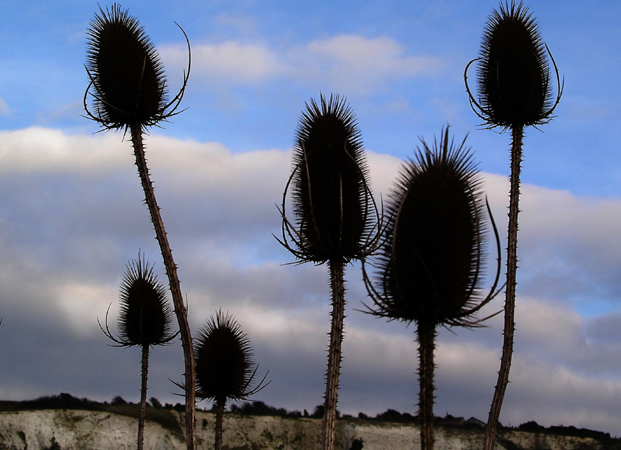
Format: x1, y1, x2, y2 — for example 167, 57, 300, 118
1, 127, 621, 436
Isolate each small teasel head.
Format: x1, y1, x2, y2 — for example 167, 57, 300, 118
363, 127, 501, 327
465, 1, 563, 129
99, 252, 176, 347
278, 93, 380, 264
195, 310, 269, 405
84, 3, 190, 131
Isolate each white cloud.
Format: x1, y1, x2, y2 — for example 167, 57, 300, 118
159, 34, 444, 95
305, 35, 444, 94
160, 41, 288, 84
0, 127, 131, 175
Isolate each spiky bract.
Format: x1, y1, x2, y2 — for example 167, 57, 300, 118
366, 128, 493, 327
468, 1, 561, 128
195, 310, 267, 405
116, 253, 175, 346
84, 4, 188, 131
283, 94, 376, 264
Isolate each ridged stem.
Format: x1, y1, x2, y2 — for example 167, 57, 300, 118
417, 319, 436, 450
137, 343, 149, 450
484, 125, 523, 449
214, 399, 225, 450
130, 124, 196, 450
321, 259, 346, 450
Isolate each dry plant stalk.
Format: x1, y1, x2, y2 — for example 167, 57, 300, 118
84, 4, 196, 449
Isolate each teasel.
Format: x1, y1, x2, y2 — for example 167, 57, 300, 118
464, 3, 562, 448
83, 5, 197, 448
362, 128, 501, 450
194, 310, 269, 450
277, 94, 381, 450
99, 252, 177, 450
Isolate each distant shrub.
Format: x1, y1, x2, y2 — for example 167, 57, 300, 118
111, 396, 127, 406
375, 409, 415, 423
518, 421, 545, 432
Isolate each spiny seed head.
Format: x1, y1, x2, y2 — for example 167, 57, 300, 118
475, 1, 554, 128
117, 253, 175, 347
85, 3, 169, 130
195, 310, 265, 405
286, 93, 374, 263
368, 128, 489, 327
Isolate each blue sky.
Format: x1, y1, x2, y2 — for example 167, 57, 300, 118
2, 0, 621, 439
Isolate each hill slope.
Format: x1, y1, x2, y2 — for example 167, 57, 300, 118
0, 408, 619, 450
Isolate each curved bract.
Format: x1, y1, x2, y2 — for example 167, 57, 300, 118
364, 128, 500, 327
465, 1, 562, 129
84, 3, 190, 131
279, 94, 380, 264
195, 310, 268, 405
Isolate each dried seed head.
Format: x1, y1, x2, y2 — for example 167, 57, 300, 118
466, 1, 562, 128
116, 253, 175, 347
365, 128, 494, 327
195, 310, 268, 404
84, 4, 189, 131
280, 94, 377, 264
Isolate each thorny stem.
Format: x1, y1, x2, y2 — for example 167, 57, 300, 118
214, 399, 225, 450
484, 125, 523, 450
130, 124, 196, 450
417, 319, 436, 450
138, 344, 149, 450
322, 259, 346, 450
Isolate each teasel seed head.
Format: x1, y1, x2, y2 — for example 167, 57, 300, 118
100, 252, 176, 347
278, 94, 380, 264
363, 127, 501, 327
465, 1, 563, 129
195, 310, 269, 405
84, 3, 190, 132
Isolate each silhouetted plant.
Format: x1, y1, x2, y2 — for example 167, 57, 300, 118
194, 310, 269, 450
99, 252, 176, 450
464, 3, 562, 448
277, 94, 381, 450
363, 128, 501, 450
83, 5, 196, 449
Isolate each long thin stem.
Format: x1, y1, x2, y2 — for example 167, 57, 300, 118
484, 125, 523, 449
129, 124, 196, 450
214, 399, 225, 450
321, 259, 346, 450
417, 319, 436, 450
138, 343, 149, 450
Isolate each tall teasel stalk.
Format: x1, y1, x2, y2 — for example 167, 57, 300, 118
194, 310, 269, 450
277, 94, 381, 450
83, 4, 196, 449
99, 253, 177, 450
464, 2, 563, 448
362, 128, 502, 450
